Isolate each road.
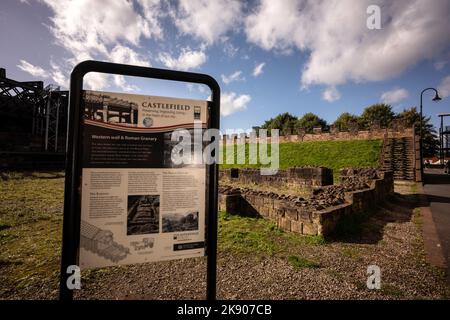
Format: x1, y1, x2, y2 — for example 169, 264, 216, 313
423, 168, 450, 281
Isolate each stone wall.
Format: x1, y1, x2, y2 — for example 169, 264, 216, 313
219, 167, 333, 190
219, 168, 394, 237
221, 126, 414, 145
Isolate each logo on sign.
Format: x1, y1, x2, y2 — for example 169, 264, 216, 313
143, 117, 153, 128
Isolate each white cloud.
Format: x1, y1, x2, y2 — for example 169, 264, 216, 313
245, 0, 450, 88
322, 86, 341, 102
434, 52, 450, 70
39, 0, 162, 90
16, 60, 71, 89
221, 71, 245, 84
109, 45, 151, 67
17, 60, 48, 78
435, 60, 448, 71
221, 92, 251, 116
223, 41, 239, 58
49, 62, 69, 88
187, 83, 208, 94
253, 62, 265, 77
41, 0, 158, 59
136, 0, 164, 40
438, 75, 450, 98
172, 0, 242, 44
159, 48, 207, 71
113, 75, 139, 92
84, 72, 109, 91
381, 88, 409, 104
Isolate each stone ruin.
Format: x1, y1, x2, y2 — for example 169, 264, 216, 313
219, 167, 333, 192
219, 167, 393, 237
220, 120, 414, 144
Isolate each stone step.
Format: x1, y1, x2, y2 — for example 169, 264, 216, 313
382, 137, 416, 181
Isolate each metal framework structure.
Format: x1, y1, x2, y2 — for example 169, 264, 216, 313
0, 68, 68, 152
438, 113, 450, 164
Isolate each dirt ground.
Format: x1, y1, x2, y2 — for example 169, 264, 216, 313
1, 173, 449, 300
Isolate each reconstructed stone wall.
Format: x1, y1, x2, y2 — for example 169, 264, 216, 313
221, 127, 414, 145
219, 168, 393, 237
219, 167, 333, 190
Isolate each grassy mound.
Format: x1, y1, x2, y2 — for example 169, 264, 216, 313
221, 139, 383, 181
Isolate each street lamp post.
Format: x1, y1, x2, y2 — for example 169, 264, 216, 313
419, 87, 441, 182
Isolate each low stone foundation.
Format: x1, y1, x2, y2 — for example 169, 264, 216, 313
219, 167, 333, 191
219, 168, 393, 237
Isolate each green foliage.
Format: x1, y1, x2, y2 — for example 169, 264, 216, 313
359, 103, 395, 129
341, 246, 362, 260
332, 112, 359, 131
260, 112, 328, 135
218, 212, 325, 256
221, 139, 383, 181
397, 107, 420, 128
296, 112, 328, 133
288, 255, 320, 269
218, 212, 280, 255
0, 174, 64, 297
261, 112, 298, 135
282, 231, 326, 246
258, 105, 440, 157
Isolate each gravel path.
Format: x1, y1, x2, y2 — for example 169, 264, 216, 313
75, 185, 450, 300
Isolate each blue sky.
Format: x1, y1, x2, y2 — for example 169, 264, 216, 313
1, 0, 450, 131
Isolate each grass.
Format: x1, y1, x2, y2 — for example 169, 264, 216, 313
380, 283, 405, 297
0, 172, 64, 298
221, 139, 383, 181
410, 183, 419, 194
1, 172, 449, 299
218, 212, 279, 255
341, 246, 362, 261
218, 211, 325, 256
288, 255, 320, 269
0, 172, 326, 298
412, 207, 423, 229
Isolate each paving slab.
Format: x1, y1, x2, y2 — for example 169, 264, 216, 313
423, 168, 450, 282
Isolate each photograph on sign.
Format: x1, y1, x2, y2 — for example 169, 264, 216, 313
79, 90, 208, 270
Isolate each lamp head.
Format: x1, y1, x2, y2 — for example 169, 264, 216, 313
432, 92, 442, 102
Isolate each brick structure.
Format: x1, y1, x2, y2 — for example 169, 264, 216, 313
221, 126, 415, 144
219, 168, 394, 237
219, 167, 333, 191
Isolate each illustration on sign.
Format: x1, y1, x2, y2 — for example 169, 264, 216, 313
80, 220, 130, 263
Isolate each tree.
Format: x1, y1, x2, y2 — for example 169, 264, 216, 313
396, 107, 420, 127
261, 112, 297, 135
295, 112, 328, 133
332, 112, 359, 131
397, 107, 440, 157
359, 104, 395, 129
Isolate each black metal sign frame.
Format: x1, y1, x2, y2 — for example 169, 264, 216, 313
59, 60, 220, 300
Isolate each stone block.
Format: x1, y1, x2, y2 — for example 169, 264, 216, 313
285, 207, 298, 220
275, 207, 285, 217
297, 209, 311, 222
290, 220, 303, 233
302, 222, 318, 235
280, 218, 291, 232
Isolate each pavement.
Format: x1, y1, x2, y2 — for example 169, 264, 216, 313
422, 168, 450, 282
